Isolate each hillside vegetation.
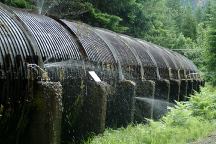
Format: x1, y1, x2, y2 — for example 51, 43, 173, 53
85, 86, 216, 144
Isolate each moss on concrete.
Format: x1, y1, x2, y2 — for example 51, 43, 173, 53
28, 81, 62, 144
180, 80, 188, 101
108, 80, 136, 128
155, 80, 170, 101
169, 79, 181, 102
77, 81, 109, 139
134, 80, 155, 123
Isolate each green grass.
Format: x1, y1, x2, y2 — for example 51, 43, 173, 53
85, 86, 216, 144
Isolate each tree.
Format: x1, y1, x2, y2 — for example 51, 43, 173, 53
82, 0, 152, 37
2, 0, 32, 8
42, 0, 128, 32
206, 1, 216, 85
180, 9, 198, 40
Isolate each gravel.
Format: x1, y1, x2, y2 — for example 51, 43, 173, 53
190, 131, 216, 144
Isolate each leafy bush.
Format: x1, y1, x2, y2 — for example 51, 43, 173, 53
85, 86, 216, 144
188, 86, 216, 120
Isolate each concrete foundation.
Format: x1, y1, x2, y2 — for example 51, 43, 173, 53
155, 79, 170, 101
134, 80, 155, 123
29, 82, 62, 144
197, 80, 201, 93
192, 80, 198, 92
109, 80, 136, 128
187, 80, 194, 99
201, 80, 205, 87
169, 79, 181, 102
77, 81, 109, 139
179, 80, 188, 101
154, 79, 170, 119
61, 78, 86, 143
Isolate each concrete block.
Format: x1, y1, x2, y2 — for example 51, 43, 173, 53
155, 79, 170, 101
109, 80, 136, 128
154, 79, 170, 119
179, 80, 188, 101
169, 79, 181, 102
29, 82, 62, 144
134, 80, 155, 123
78, 81, 109, 138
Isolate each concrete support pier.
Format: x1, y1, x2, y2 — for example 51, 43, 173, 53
111, 80, 136, 127
197, 80, 201, 93
78, 81, 109, 138
169, 79, 181, 102
192, 80, 198, 92
29, 81, 63, 144
179, 80, 188, 101
154, 79, 170, 119
187, 80, 194, 99
134, 80, 155, 123
155, 79, 170, 101
201, 80, 205, 87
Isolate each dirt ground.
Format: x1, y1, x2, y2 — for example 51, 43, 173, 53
190, 131, 216, 144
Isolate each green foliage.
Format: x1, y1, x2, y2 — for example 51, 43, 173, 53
87, 7, 128, 33
86, 86, 216, 144
180, 10, 198, 40
83, 0, 151, 36
188, 87, 216, 120
204, 0, 216, 86
3, 0, 32, 8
